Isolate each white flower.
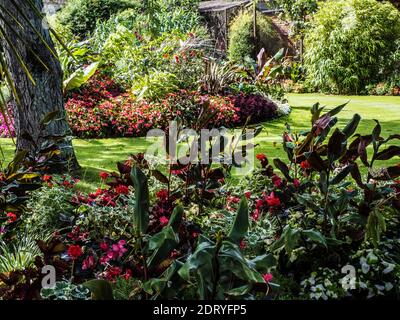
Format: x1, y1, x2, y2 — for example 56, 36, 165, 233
275, 101, 291, 117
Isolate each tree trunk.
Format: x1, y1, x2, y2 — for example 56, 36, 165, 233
0, 0, 80, 173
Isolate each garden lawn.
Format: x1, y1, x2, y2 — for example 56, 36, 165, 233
0, 94, 399, 191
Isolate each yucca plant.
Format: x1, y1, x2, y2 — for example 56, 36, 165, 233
0, 0, 80, 172
0, 235, 40, 273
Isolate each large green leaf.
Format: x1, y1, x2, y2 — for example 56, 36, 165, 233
63, 61, 99, 92
227, 197, 249, 244
248, 254, 276, 272
83, 279, 113, 300
146, 206, 184, 269
302, 229, 327, 248
178, 235, 216, 299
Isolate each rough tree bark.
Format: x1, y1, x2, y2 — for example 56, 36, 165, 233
0, 0, 80, 172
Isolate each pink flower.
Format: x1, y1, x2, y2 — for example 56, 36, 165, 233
293, 179, 300, 188
124, 269, 132, 280
99, 255, 110, 266
272, 175, 282, 188
100, 242, 108, 251
82, 255, 95, 270
262, 273, 273, 283
107, 240, 127, 260
159, 216, 169, 226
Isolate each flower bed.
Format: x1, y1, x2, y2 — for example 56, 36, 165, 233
1, 104, 399, 300
0, 74, 280, 139
64, 74, 279, 138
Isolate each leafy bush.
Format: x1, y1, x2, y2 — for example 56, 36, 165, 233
41, 281, 91, 300
56, 0, 143, 37
25, 178, 78, 239
304, 0, 400, 94
228, 11, 284, 63
233, 94, 278, 125
65, 73, 265, 138
98, 27, 208, 92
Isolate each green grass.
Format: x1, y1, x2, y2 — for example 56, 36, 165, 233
1, 94, 399, 191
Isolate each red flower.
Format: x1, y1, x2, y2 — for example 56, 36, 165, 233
115, 185, 129, 195
174, 55, 180, 64
266, 192, 280, 207
293, 179, 300, 188
262, 273, 273, 283
256, 154, 267, 161
239, 240, 247, 250
159, 216, 169, 226
62, 180, 72, 188
67, 245, 83, 260
124, 269, 132, 280
42, 175, 52, 182
100, 242, 108, 251
6, 212, 17, 223
271, 175, 282, 188
300, 160, 311, 170
104, 266, 122, 281
99, 171, 109, 180
256, 153, 269, 168
156, 189, 169, 201
170, 169, 183, 175
252, 210, 260, 221
245, 191, 251, 199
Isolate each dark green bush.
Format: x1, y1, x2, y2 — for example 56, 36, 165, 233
304, 0, 400, 94
227, 11, 284, 63
57, 0, 143, 37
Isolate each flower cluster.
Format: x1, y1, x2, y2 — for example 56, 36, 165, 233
232, 94, 278, 125
65, 81, 243, 138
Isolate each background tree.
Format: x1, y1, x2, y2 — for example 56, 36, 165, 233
277, 0, 318, 62
0, 0, 80, 172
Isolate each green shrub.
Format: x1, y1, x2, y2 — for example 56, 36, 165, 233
25, 184, 77, 239
57, 0, 143, 37
228, 11, 283, 63
304, 0, 400, 94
